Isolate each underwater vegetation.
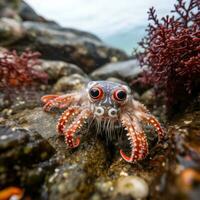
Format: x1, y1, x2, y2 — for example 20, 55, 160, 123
0, 50, 48, 92
136, 0, 200, 115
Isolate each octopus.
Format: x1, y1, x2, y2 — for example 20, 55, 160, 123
41, 81, 164, 163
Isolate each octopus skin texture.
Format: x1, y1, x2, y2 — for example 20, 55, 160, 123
41, 81, 164, 163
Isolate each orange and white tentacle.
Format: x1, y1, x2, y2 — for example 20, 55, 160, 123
120, 114, 149, 163
41, 93, 79, 112
132, 100, 164, 142
57, 106, 82, 134
64, 109, 92, 148
135, 111, 164, 141
142, 114, 164, 141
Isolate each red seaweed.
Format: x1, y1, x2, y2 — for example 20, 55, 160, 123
135, 0, 200, 115
0, 50, 48, 91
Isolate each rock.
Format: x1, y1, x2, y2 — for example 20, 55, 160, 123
53, 74, 90, 92
140, 89, 156, 106
170, 110, 200, 168
46, 136, 110, 200
0, 17, 24, 45
0, 88, 48, 117
115, 176, 149, 200
106, 77, 128, 85
19, 0, 46, 22
0, 0, 21, 19
34, 59, 87, 81
90, 59, 143, 82
9, 108, 58, 142
8, 21, 128, 73
0, 125, 55, 190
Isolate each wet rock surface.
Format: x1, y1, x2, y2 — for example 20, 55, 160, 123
8, 20, 128, 73
90, 59, 143, 82
0, 17, 24, 45
35, 60, 87, 81
0, 0, 128, 74
1, 83, 199, 200
0, 125, 56, 196
0, 1, 199, 200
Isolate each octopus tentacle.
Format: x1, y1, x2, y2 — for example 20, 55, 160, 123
120, 114, 149, 163
132, 99, 164, 142
136, 113, 164, 141
41, 95, 59, 104
65, 109, 91, 148
41, 93, 79, 112
144, 114, 164, 141
57, 106, 82, 134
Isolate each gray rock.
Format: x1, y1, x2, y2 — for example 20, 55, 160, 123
8, 21, 128, 73
10, 107, 59, 142
53, 74, 90, 92
19, 0, 46, 22
34, 59, 87, 81
0, 0, 20, 19
0, 17, 24, 45
0, 125, 55, 188
90, 59, 143, 81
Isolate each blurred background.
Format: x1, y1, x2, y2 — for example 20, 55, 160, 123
25, 0, 176, 54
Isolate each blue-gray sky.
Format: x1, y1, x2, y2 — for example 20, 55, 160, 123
25, 0, 176, 54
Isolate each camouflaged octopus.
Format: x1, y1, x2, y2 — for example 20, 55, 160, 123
41, 81, 164, 163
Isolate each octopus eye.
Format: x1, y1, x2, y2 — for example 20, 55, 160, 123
113, 89, 127, 101
89, 87, 103, 99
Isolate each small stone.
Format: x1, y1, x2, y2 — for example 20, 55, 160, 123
183, 120, 192, 125
119, 171, 128, 176
95, 181, 113, 193
115, 176, 149, 200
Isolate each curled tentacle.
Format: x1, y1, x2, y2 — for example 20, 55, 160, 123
120, 114, 149, 163
143, 114, 164, 141
136, 113, 164, 141
65, 109, 91, 148
41, 93, 79, 112
132, 100, 164, 142
57, 106, 82, 134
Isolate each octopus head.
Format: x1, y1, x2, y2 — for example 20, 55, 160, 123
86, 81, 131, 120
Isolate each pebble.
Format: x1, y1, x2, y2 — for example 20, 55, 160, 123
115, 176, 149, 200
